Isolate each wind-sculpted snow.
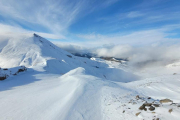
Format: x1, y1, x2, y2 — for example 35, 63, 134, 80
0, 67, 133, 120
1, 33, 180, 120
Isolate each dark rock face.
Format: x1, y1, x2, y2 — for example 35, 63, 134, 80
95, 66, 99, 68
17, 66, 27, 73
139, 102, 155, 111
136, 95, 140, 99
149, 106, 155, 111
153, 104, 160, 107
139, 104, 146, 110
0, 76, 6, 81
67, 55, 72, 58
17, 69, 25, 73
143, 103, 152, 106
33, 33, 39, 37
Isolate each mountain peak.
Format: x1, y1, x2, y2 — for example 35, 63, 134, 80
33, 33, 41, 38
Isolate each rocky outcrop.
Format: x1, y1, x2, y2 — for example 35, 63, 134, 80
0, 66, 27, 81
149, 106, 155, 111
136, 112, 141, 116
160, 99, 173, 104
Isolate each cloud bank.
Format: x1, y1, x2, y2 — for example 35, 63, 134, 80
55, 41, 180, 68
94, 45, 180, 66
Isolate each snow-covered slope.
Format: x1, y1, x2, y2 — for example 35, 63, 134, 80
0, 33, 180, 120
0, 33, 137, 82
0, 67, 131, 120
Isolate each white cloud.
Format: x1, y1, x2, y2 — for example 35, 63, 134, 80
55, 24, 180, 68
94, 44, 180, 67
0, 0, 85, 34
0, 0, 119, 35
0, 23, 65, 39
56, 41, 180, 68
75, 24, 180, 47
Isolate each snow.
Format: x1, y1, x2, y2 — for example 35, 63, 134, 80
0, 33, 137, 82
0, 66, 27, 80
0, 33, 180, 120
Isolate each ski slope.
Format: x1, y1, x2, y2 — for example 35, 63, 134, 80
0, 33, 180, 120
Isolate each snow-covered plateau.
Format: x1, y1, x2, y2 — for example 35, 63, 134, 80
0, 33, 180, 120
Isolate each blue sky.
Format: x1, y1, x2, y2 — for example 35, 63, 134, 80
0, 0, 180, 46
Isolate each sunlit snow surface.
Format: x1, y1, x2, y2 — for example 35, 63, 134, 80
0, 33, 180, 120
